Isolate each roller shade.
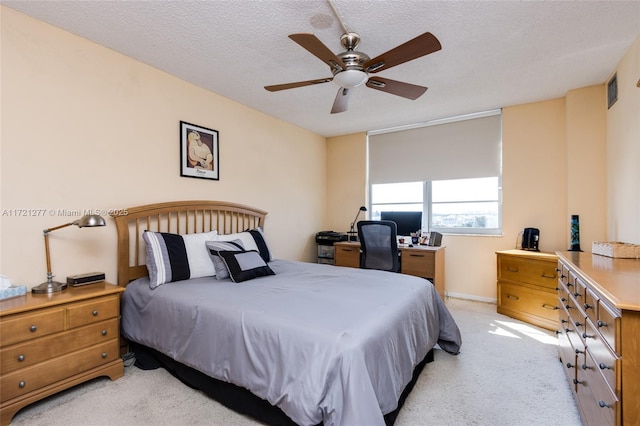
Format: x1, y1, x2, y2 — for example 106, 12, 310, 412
368, 112, 502, 184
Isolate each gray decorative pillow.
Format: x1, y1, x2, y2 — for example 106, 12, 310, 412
217, 250, 275, 283
205, 239, 245, 280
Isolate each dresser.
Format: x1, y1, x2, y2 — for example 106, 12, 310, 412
334, 241, 446, 299
556, 251, 640, 426
0, 283, 125, 425
496, 250, 558, 330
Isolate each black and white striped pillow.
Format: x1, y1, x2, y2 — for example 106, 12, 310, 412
143, 230, 218, 289
205, 239, 245, 280
216, 227, 273, 262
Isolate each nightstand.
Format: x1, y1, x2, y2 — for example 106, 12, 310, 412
0, 282, 124, 425
496, 249, 558, 330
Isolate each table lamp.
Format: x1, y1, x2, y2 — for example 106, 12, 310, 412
32, 214, 106, 294
348, 206, 367, 242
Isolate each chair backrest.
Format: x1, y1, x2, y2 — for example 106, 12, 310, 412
357, 220, 399, 272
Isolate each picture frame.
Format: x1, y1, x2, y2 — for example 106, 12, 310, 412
180, 121, 219, 180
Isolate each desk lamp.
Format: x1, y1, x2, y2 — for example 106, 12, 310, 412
32, 214, 106, 294
348, 206, 367, 242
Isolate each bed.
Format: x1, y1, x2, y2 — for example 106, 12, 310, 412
113, 200, 462, 426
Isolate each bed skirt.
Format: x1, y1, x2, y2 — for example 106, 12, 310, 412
131, 343, 434, 426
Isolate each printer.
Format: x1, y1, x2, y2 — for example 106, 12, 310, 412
315, 230, 348, 245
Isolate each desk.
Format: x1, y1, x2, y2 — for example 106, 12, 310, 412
334, 241, 445, 299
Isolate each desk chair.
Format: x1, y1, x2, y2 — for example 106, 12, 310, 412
357, 220, 399, 272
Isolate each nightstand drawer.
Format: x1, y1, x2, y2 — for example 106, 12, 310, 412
67, 295, 119, 329
0, 308, 65, 347
498, 281, 558, 322
498, 256, 557, 289
0, 318, 119, 374
0, 339, 119, 403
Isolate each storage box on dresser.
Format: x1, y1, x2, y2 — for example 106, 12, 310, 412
0, 283, 125, 425
496, 250, 559, 330
557, 251, 640, 426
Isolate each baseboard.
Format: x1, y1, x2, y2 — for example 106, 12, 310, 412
445, 292, 497, 304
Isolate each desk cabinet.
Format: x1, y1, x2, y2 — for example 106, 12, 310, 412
496, 250, 558, 330
334, 242, 445, 299
556, 251, 640, 426
0, 283, 125, 425
334, 242, 360, 268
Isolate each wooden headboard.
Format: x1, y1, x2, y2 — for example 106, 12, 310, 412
111, 200, 267, 287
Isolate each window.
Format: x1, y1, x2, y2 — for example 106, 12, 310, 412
371, 177, 501, 235
368, 110, 502, 236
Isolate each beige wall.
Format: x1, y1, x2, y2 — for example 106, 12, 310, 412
0, 7, 326, 288
325, 132, 367, 232
606, 34, 640, 244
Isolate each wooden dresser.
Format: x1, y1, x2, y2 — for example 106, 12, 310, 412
0, 283, 125, 425
334, 241, 446, 299
556, 251, 640, 426
496, 250, 559, 330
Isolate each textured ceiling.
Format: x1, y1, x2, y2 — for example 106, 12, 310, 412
4, 0, 640, 137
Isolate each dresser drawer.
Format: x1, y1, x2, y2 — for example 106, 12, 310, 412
595, 301, 619, 354
498, 256, 557, 289
0, 339, 119, 403
0, 308, 65, 347
579, 348, 619, 426
498, 282, 558, 322
0, 318, 119, 374
67, 295, 119, 329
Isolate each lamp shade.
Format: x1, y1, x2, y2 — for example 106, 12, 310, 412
74, 215, 106, 228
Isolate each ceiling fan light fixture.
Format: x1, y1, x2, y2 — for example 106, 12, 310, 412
333, 69, 368, 88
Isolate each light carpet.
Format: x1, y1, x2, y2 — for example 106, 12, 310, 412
10, 298, 583, 426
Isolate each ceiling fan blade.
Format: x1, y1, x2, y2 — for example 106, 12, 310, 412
366, 77, 427, 100
363, 32, 441, 73
331, 88, 352, 114
264, 77, 332, 92
289, 33, 345, 71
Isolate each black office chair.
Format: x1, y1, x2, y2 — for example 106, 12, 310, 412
357, 220, 399, 272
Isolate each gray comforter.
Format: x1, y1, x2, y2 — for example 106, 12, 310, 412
121, 259, 462, 426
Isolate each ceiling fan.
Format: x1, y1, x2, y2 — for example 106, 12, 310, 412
264, 25, 442, 114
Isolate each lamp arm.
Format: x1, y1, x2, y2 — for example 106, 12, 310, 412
349, 210, 363, 233
44, 222, 75, 234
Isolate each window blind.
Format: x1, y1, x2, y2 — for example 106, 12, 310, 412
368, 111, 502, 184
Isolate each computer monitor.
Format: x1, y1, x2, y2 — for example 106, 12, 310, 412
380, 211, 422, 237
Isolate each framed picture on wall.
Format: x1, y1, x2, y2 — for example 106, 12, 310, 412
180, 121, 219, 180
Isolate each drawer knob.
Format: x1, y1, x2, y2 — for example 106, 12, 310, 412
598, 400, 612, 409
566, 362, 575, 369
18, 381, 26, 388
102, 352, 108, 359
507, 267, 519, 272
507, 294, 519, 301
581, 363, 592, 370
566, 282, 573, 287
542, 304, 557, 310
102, 330, 108, 336
584, 303, 593, 311
565, 328, 573, 333
92, 310, 99, 317
574, 321, 583, 327
29, 325, 37, 332
573, 378, 582, 385
599, 362, 612, 370
597, 320, 608, 328
582, 332, 594, 340
573, 292, 582, 298
575, 348, 584, 355
17, 354, 25, 362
